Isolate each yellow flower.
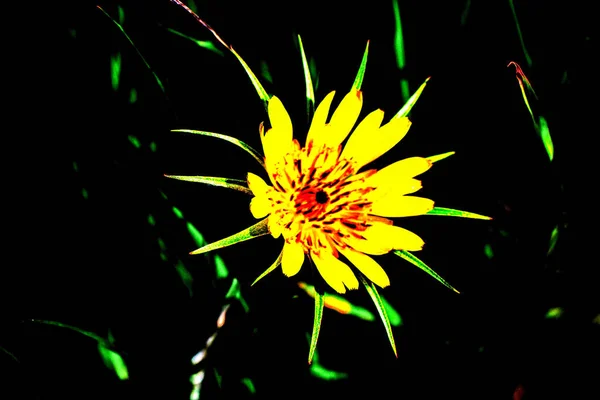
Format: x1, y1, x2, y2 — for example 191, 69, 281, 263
248, 89, 433, 294
164, 3, 491, 360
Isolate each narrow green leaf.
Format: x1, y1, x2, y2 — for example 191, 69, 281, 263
392, 0, 406, 70
110, 53, 121, 91
171, 129, 265, 170
96, 6, 165, 93
539, 116, 554, 161
98, 344, 129, 380
308, 292, 324, 364
168, 0, 270, 106
29, 320, 109, 346
252, 249, 283, 286
166, 28, 225, 56
508, 0, 533, 68
426, 151, 455, 163
241, 378, 256, 394
164, 175, 252, 195
393, 250, 460, 293
547, 225, 559, 256
393, 77, 430, 119
359, 275, 397, 357
190, 218, 270, 255
298, 35, 315, 120
426, 207, 492, 220
352, 41, 370, 91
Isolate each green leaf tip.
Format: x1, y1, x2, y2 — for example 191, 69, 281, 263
394, 250, 460, 294
190, 218, 269, 255
426, 207, 492, 220
352, 40, 370, 91
308, 292, 325, 364
359, 275, 397, 357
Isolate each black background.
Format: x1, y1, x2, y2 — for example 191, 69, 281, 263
3, 0, 598, 399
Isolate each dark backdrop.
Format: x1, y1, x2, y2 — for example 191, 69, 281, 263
3, 1, 597, 399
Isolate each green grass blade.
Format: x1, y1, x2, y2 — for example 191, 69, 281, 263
171, 129, 266, 170
359, 275, 397, 357
352, 41, 370, 91
393, 250, 460, 294
392, 0, 410, 102
539, 116, 554, 161
190, 218, 270, 255
508, 0, 533, 68
308, 291, 325, 364
96, 6, 165, 93
164, 175, 252, 195
29, 320, 109, 346
426, 207, 492, 220
168, 0, 270, 106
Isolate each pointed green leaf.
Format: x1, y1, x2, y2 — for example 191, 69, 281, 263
352, 41, 370, 91
164, 175, 252, 195
252, 249, 283, 286
168, 0, 270, 106
298, 35, 315, 120
171, 129, 265, 169
426, 207, 492, 220
393, 77, 430, 119
190, 218, 270, 255
98, 344, 129, 380
308, 291, 324, 365
30, 320, 109, 346
426, 151, 455, 163
359, 275, 397, 357
166, 28, 225, 56
394, 250, 460, 293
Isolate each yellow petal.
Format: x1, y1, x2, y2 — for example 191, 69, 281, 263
268, 215, 282, 239
311, 250, 359, 294
247, 172, 271, 197
306, 91, 336, 147
249, 195, 272, 218
282, 241, 305, 277
362, 222, 425, 252
340, 108, 384, 160
368, 157, 432, 186
263, 127, 292, 172
324, 89, 363, 148
370, 195, 434, 218
338, 247, 390, 288
342, 116, 412, 170
344, 235, 390, 255
268, 96, 293, 138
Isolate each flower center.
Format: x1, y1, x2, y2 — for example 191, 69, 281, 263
315, 190, 328, 204
268, 142, 377, 253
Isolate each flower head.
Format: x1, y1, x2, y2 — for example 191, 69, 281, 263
164, 3, 491, 362
248, 89, 434, 293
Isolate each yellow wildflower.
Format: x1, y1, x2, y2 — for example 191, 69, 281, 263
248, 89, 433, 293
